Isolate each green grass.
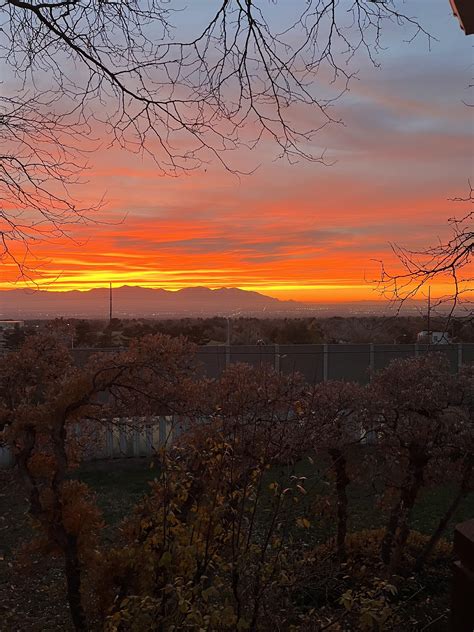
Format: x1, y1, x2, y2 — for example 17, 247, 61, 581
69, 456, 472, 631
73, 458, 160, 526
74, 455, 474, 543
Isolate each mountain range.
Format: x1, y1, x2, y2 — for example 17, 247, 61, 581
0, 285, 432, 319
0, 286, 307, 318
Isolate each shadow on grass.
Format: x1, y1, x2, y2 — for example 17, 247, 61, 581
72, 458, 161, 527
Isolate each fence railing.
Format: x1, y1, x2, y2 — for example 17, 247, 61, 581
0, 415, 184, 468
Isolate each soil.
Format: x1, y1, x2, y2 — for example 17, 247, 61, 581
0, 470, 72, 632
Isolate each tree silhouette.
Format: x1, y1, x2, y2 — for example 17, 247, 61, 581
377, 184, 473, 318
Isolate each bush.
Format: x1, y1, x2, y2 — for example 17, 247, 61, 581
2, 341, 472, 631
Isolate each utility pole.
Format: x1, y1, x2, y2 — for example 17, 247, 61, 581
427, 286, 431, 345
109, 282, 113, 324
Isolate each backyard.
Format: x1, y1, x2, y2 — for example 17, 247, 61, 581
1, 454, 472, 631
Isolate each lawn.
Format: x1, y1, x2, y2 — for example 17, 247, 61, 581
1, 456, 472, 631
76, 455, 473, 630
74, 455, 474, 541
73, 458, 162, 528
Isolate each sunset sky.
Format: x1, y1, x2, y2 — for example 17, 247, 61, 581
1, 0, 473, 303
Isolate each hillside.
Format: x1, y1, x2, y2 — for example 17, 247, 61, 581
0, 286, 303, 318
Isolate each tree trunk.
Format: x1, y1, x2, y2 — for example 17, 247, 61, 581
64, 533, 87, 632
389, 465, 425, 574
381, 449, 427, 569
381, 495, 402, 565
51, 416, 88, 631
329, 448, 350, 560
15, 426, 43, 518
415, 462, 472, 572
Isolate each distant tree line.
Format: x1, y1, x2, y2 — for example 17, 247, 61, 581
7, 315, 474, 352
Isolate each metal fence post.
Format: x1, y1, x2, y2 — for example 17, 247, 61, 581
159, 417, 167, 448
274, 344, 280, 373
323, 344, 328, 381
105, 426, 113, 458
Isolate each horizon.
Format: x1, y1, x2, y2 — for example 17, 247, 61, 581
0, 283, 438, 304
0, 284, 459, 321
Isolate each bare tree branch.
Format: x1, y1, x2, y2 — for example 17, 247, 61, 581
0, 1, 430, 267
375, 183, 473, 319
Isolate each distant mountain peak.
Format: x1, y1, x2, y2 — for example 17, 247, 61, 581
0, 285, 293, 318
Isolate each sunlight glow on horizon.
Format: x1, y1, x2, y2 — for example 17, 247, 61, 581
1, 271, 467, 305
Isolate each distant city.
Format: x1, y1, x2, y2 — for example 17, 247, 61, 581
0, 285, 457, 320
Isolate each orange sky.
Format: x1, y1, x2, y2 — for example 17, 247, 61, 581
1, 2, 473, 304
